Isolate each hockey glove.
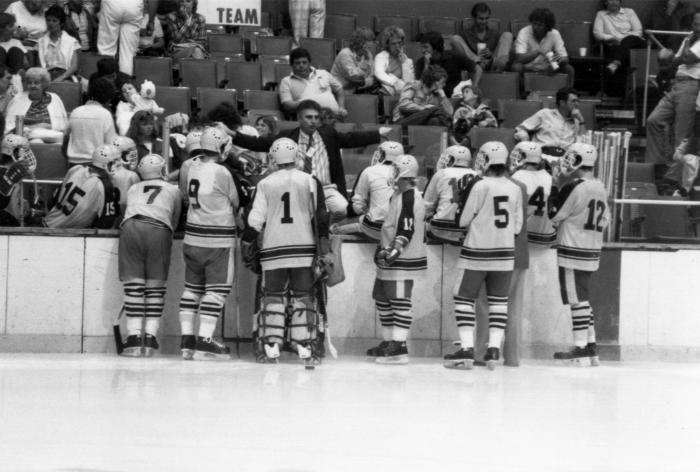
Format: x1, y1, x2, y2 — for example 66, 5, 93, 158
383, 247, 401, 266
374, 246, 389, 266
0, 160, 32, 196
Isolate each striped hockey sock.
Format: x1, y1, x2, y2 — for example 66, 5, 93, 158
571, 302, 591, 347
488, 295, 508, 349
198, 285, 230, 339
588, 311, 596, 344
144, 286, 166, 336
390, 297, 413, 342
179, 283, 204, 336
454, 295, 475, 349
124, 281, 146, 336
376, 300, 393, 341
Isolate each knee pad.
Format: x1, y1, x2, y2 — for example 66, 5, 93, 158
288, 291, 318, 346
199, 292, 227, 318
258, 292, 287, 345
179, 289, 202, 316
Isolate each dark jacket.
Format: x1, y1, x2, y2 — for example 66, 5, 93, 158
232, 125, 381, 198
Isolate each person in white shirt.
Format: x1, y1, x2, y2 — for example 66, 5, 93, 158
514, 87, 586, 148
0, 12, 27, 80
67, 77, 118, 165
97, 0, 157, 75
37, 5, 81, 82
593, 0, 645, 75
374, 25, 415, 97
5, 0, 45, 49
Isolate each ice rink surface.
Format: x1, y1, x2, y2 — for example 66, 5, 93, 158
1, 354, 699, 472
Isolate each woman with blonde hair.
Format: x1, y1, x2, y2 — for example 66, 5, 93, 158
331, 26, 376, 93
374, 25, 414, 96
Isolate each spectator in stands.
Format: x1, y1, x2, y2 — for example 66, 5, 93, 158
330, 27, 376, 94
450, 2, 513, 73
92, 58, 131, 111
67, 77, 117, 166
650, 0, 697, 50
279, 47, 347, 119
5, 0, 46, 49
415, 31, 477, 95
593, 0, 645, 76
514, 86, 585, 148
255, 115, 277, 139
127, 110, 165, 161
452, 82, 497, 144
0, 65, 18, 114
63, 0, 96, 52
5, 67, 68, 142
37, 5, 81, 82
0, 13, 28, 82
137, 11, 165, 56
230, 99, 392, 220
162, 0, 207, 60
289, 0, 325, 46
97, 0, 157, 75
374, 25, 415, 97
647, 12, 700, 188
393, 65, 453, 127
511, 8, 574, 88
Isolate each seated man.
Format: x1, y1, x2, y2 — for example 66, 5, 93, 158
393, 65, 453, 127
511, 8, 574, 87
514, 87, 585, 149
415, 31, 477, 94
279, 47, 347, 119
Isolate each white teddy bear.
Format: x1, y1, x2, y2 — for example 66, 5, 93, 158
131, 80, 165, 115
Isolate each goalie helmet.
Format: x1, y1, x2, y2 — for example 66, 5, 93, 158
185, 130, 203, 154
111, 136, 138, 170
269, 137, 298, 165
137, 153, 166, 180
392, 154, 419, 179
510, 141, 542, 172
199, 126, 231, 159
1, 134, 36, 173
474, 141, 508, 173
437, 145, 471, 169
91, 144, 122, 174
562, 142, 597, 175
371, 141, 404, 165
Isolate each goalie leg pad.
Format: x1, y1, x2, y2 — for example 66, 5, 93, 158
288, 291, 319, 346
258, 292, 287, 346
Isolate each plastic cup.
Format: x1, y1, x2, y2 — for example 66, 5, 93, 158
579, 47, 587, 57
477, 42, 486, 53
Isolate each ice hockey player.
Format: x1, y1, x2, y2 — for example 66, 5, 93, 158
0, 134, 36, 226
43, 144, 121, 229
444, 141, 523, 370
178, 126, 240, 361
244, 137, 331, 366
366, 154, 428, 364
332, 140, 404, 239
549, 142, 608, 366
118, 154, 182, 357
424, 145, 477, 244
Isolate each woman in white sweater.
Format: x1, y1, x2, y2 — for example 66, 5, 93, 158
593, 0, 645, 75
374, 25, 415, 96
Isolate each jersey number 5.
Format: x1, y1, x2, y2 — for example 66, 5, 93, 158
584, 199, 605, 232
493, 196, 509, 228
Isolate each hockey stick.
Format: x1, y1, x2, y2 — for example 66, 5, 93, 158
316, 282, 338, 359
113, 304, 126, 355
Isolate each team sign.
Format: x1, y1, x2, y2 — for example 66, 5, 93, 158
203, 0, 261, 26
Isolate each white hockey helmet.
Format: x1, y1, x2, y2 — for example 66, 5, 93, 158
510, 141, 542, 172
2, 134, 36, 173
474, 141, 509, 173
92, 144, 122, 174
392, 154, 419, 179
269, 137, 298, 165
137, 153, 166, 180
199, 126, 231, 158
562, 142, 597, 175
371, 140, 404, 165
185, 130, 204, 154
437, 145, 471, 169
111, 136, 138, 170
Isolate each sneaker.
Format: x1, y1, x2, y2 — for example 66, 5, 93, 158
121, 335, 142, 357
484, 347, 500, 370
365, 340, 391, 359
554, 345, 591, 366
193, 336, 231, 361
375, 341, 408, 365
180, 335, 196, 360
586, 342, 600, 367
142, 334, 159, 357
443, 347, 474, 370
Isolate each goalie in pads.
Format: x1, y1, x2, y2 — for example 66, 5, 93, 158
244, 138, 331, 366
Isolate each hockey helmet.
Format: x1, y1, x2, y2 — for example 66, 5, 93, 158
137, 153, 166, 180
371, 140, 404, 165
474, 141, 509, 173
92, 144, 122, 174
392, 154, 419, 180
199, 126, 231, 158
111, 136, 138, 170
510, 141, 542, 172
437, 145, 471, 169
562, 142, 597, 175
1, 134, 36, 173
185, 130, 204, 155
269, 137, 298, 165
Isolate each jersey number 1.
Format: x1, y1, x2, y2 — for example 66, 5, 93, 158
281, 192, 293, 224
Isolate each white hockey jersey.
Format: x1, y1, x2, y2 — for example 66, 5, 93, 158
511, 168, 556, 246
377, 187, 427, 281
181, 157, 239, 248
424, 166, 477, 236
351, 162, 394, 238
550, 177, 609, 271
112, 167, 140, 216
123, 179, 182, 231
248, 168, 321, 271
458, 176, 523, 271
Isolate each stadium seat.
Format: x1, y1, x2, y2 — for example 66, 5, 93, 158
256, 36, 293, 56
299, 37, 336, 71
273, 62, 292, 86
207, 33, 247, 55
498, 99, 542, 128
157, 86, 191, 116
78, 53, 111, 78
558, 21, 594, 58
47, 82, 81, 113
523, 73, 568, 94
345, 94, 379, 124
210, 52, 246, 85
325, 13, 357, 50
197, 88, 238, 117
31, 143, 67, 180
258, 56, 287, 89
179, 59, 217, 92
224, 61, 262, 92
625, 162, 655, 183
342, 151, 374, 176
479, 72, 519, 104
509, 19, 529, 36
407, 125, 447, 165
133, 56, 173, 86
460, 18, 502, 36
374, 15, 415, 39
243, 90, 280, 111
468, 127, 515, 152
246, 109, 284, 126
417, 16, 459, 36
644, 198, 692, 240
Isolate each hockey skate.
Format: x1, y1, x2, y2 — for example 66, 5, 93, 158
256, 343, 280, 364
142, 334, 159, 357
443, 347, 474, 370
121, 335, 142, 357
375, 341, 408, 365
484, 347, 500, 371
365, 341, 391, 361
180, 335, 196, 360
587, 343, 600, 367
554, 346, 592, 367
297, 343, 321, 370
193, 337, 231, 361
